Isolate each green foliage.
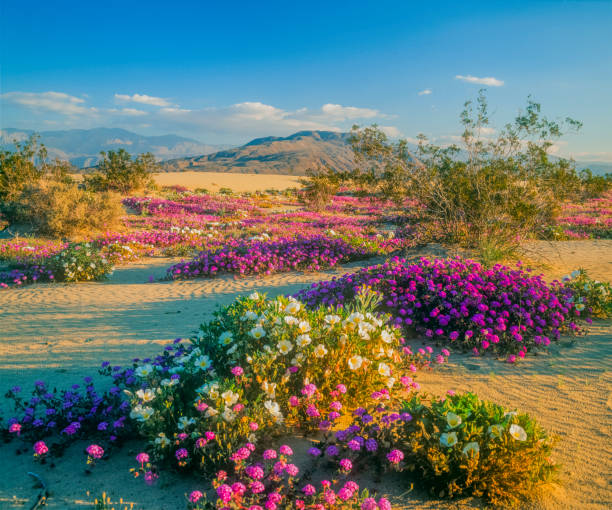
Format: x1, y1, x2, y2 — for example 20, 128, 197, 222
298, 166, 342, 210
564, 269, 612, 318
85, 149, 157, 193
48, 242, 114, 282
310, 92, 602, 248
0, 135, 47, 202
399, 393, 557, 506
125, 291, 429, 474
12, 180, 123, 237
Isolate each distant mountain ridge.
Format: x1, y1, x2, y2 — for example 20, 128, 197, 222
0, 127, 228, 168
161, 130, 355, 175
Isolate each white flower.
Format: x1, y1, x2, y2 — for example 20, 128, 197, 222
249, 291, 260, 300
386, 377, 396, 388
136, 389, 156, 403
284, 316, 299, 326
347, 312, 365, 324
462, 442, 480, 456
277, 340, 293, 355
575, 303, 585, 311
357, 325, 371, 340
298, 321, 311, 333
222, 408, 237, 422
296, 334, 312, 348
314, 344, 328, 358
221, 390, 239, 407
264, 400, 284, 423
284, 301, 301, 315
161, 378, 178, 387
348, 355, 364, 370
242, 311, 258, 321
509, 424, 527, 441
440, 432, 458, 447
178, 416, 196, 430
381, 329, 394, 344
324, 314, 341, 326
262, 381, 277, 399
249, 326, 266, 339
378, 362, 391, 377
446, 412, 462, 429
130, 405, 154, 422
218, 331, 233, 346
205, 407, 218, 418
154, 433, 170, 448
135, 364, 154, 378
195, 355, 212, 371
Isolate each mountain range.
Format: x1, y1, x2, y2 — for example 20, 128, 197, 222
0, 128, 227, 168
2, 127, 611, 176
161, 130, 355, 175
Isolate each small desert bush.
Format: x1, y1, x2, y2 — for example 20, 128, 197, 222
299, 166, 341, 211
85, 149, 157, 193
563, 269, 612, 318
47, 242, 114, 282
14, 180, 122, 237
324, 392, 557, 507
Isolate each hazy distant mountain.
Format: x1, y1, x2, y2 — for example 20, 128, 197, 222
0, 128, 228, 168
161, 130, 355, 175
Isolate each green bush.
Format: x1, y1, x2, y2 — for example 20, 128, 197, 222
120, 290, 440, 474
326, 392, 557, 507
13, 180, 123, 237
563, 269, 612, 318
85, 149, 157, 194
400, 393, 557, 505
48, 242, 114, 282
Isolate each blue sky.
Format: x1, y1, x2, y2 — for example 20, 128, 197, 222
1, 0, 611, 160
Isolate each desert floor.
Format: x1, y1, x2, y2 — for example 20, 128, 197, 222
0, 240, 610, 509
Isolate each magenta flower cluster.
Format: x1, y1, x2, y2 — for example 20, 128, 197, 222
167, 235, 373, 279
295, 257, 589, 355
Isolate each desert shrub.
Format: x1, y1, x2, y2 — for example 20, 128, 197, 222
563, 269, 612, 318
112, 291, 444, 474
47, 242, 114, 282
85, 149, 157, 193
299, 166, 342, 210
320, 93, 586, 248
13, 180, 122, 237
320, 392, 556, 507
295, 257, 588, 358
0, 135, 47, 202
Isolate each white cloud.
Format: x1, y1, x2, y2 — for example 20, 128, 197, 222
0, 91, 95, 115
455, 75, 504, 87
569, 151, 612, 162
320, 103, 379, 120
114, 93, 171, 107
379, 125, 402, 137
120, 108, 147, 116
418, 89, 432, 96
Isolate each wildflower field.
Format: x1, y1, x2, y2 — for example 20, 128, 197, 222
1, 184, 611, 509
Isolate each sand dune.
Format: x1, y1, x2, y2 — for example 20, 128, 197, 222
0, 243, 610, 509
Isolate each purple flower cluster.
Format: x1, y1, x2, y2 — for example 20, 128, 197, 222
167, 235, 373, 279
295, 257, 587, 355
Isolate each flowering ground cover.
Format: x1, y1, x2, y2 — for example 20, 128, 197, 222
2, 285, 566, 508
295, 257, 592, 359
552, 191, 612, 239
167, 235, 385, 279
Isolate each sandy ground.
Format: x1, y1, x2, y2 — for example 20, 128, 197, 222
153, 171, 301, 192
0, 241, 611, 509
